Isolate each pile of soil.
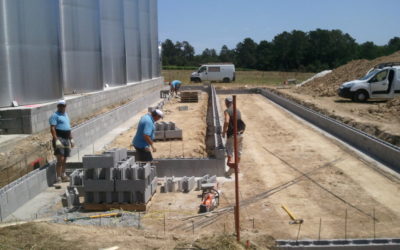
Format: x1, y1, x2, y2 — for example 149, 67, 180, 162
297, 51, 400, 97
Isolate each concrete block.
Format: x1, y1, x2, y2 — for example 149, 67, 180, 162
166, 178, 176, 192
82, 154, 117, 168
115, 179, 146, 192
154, 130, 164, 140
167, 122, 175, 130
84, 180, 114, 192
178, 106, 188, 111
137, 164, 151, 180
208, 175, 217, 184
96, 168, 114, 180
165, 129, 183, 139
182, 176, 195, 193
151, 178, 157, 195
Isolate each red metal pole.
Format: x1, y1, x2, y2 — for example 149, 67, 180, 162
233, 95, 240, 242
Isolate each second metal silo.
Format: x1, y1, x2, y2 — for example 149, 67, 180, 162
0, 0, 62, 107
100, 0, 126, 86
59, 0, 103, 94
149, 0, 160, 78
139, 0, 152, 80
123, 0, 142, 83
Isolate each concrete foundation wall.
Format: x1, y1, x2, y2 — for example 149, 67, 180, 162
71, 86, 163, 155
277, 238, 400, 249
0, 162, 56, 221
155, 158, 225, 177
258, 89, 400, 171
0, 78, 164, 134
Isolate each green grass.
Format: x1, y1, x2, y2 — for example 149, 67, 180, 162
162, 69, 315, 86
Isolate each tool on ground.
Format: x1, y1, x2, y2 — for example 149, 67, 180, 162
64, 212, 122, 222
281, 205, 303, 224
199, 183, 220, 213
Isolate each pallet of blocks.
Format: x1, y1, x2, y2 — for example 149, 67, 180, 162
78, 148, 157, 211
154, 121, 183, 140
180, 91, 199, 103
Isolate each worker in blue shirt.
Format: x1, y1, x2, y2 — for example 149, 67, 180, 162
169, 80, 182, 96
132, 109, 164, 162
49, 100, 74, 183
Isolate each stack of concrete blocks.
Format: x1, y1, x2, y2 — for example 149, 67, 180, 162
160, 176, 195, 193
160, 177, 176, 193
154, 121, 183, 140
82, 148, 157, 205
196, 175, 217, 190
115, 161, 157, 204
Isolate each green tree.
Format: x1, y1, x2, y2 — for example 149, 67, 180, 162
235, 38, 258, 69
219, 45, 235, 63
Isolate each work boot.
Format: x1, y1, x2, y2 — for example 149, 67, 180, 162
61, 175, 70, 182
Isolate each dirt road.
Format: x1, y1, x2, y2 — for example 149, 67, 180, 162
145, 93, 400, 240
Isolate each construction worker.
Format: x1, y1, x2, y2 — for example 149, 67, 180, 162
132, 109, 164, 162
222, 96, 245, 169
49, 100, 74, 183
169, 80, 182, 96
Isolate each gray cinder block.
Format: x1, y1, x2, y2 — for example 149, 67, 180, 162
183, 176, 195, 193
166, 178, 176, 192
137, 164, 151, 180
84, 180, 114, 192
165, 129, 182, 139
154, 130, 164, 140
83, 154, 117, 168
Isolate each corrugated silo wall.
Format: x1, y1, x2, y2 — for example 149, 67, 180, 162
60, 0, 103, 94
0, 0, 160, 108
123, 0, 142, 83
139, 0, 152, 80
0, 0, 62, 107
100, 0, 127, 86
149, 0, 160, 78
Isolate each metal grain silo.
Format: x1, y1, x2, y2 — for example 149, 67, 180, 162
60, 0, 103, 94
100, 0, 126, 86
139, 0, 152, 80
123, 0, 141, 83
0, 0, 62, 107
149, 0, 160, 78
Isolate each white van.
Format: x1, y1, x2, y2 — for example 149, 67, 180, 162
338, 63, 400, 102
190, 64, 235, 83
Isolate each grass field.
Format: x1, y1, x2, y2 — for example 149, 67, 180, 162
162, 69, 315, 86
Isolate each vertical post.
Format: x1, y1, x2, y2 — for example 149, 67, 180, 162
373, 208, 376, 239
233, 95, 240, 242
164, 213, 166, 235
318, 218, 322, 240
345, 209, 348, 240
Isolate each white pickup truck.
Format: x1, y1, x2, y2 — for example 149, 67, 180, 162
338, 63, 400, 102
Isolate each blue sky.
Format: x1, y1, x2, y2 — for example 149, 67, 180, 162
158, 0, 400, 54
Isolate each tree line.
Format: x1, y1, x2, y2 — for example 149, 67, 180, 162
161, 29, 400, 72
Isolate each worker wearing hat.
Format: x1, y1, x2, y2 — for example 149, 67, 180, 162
222, 96, 245, 171
132, 109, 164, 162
49, 100, 74, 183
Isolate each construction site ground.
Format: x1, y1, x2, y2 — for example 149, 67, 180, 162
2, 89, 400, 249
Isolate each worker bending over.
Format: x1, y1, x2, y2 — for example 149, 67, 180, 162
132, 109, 164, 162
169, 80, 182, 96
222, 97, 245, 169
49, 100, 74, 183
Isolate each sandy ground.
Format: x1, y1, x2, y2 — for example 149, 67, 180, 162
141, 93, 400, 240
270, 87, 400, 146
107, 91, 208, 158
2, 92, 400, 249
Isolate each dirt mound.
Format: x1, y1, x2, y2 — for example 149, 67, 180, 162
297, 51, 400, 97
